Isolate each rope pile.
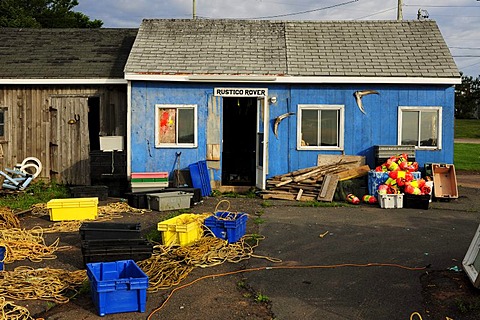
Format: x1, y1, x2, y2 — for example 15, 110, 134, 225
0, 207, 20, 229
0, 266, 87, 303
0, 297, 35, 320
98, 202, 151, 216
0, 227, 70, 263
137, 233, 275, 292
30, 202, 151, 233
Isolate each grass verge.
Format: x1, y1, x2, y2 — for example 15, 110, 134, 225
455, 119, 480, 139
454, 143, 480, 172
0, 181, 70, 211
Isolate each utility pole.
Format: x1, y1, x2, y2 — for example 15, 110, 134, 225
397, 0, 403, 20
193, 0, 197, 19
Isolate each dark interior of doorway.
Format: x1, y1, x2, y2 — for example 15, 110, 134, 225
222, 97, 257, 186
88, 96, 100, 151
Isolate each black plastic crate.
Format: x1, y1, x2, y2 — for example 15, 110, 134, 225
69, 186, 109, 201
403, 194, 430, 210
81, 239, 153, 265
79, 222, 141, 240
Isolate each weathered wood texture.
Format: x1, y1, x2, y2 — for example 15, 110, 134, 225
262, 160, 370, 202
0, 85, 127, 185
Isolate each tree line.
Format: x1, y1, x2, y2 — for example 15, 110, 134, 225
0, 0, 102, 28
456, 74, 480, 119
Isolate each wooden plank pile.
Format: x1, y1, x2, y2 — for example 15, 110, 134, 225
261, 160, 370, 202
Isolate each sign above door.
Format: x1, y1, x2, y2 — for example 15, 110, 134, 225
214, 88, 268, 97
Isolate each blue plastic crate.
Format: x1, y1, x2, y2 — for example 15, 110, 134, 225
189, 161, 212, 197
367, 171, 421, 197
204, 211, 248, 243
86, 260, 148, 317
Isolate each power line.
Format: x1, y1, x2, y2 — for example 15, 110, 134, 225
405, 4, 480, 8
459, 60, 480, 70
450, 46, 480, 50
239, 0, 360, 19
355, 7, 396, 20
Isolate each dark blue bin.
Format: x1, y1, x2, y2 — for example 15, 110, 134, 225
189, 161, 212, 197
86, 260, 148, 316
0, 246, 5, 271
204, 211, 248, 243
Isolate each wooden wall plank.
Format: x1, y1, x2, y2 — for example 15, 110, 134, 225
0, 85, 127, 185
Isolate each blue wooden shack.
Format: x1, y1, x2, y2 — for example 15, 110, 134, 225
125, 19, 460, 190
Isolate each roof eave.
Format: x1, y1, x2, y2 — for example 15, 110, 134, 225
125, 73, 461, 85
0, 78, 127, 85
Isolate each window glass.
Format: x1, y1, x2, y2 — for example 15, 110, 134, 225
156, 104, 197, 147
320, 109, 338, 146
298, 105, 343, 150
420, 111, 438, 147
401, 111, 419, 145
178, 108, 194, 144
399, 107, 441, 149
301, 109, 318, 146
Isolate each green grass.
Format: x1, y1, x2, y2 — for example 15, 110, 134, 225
0, 181, 70, 211
454, 143, 480, 172
455, 119, 480, 139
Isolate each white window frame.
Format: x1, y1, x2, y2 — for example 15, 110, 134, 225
155, 104, 198, 148
297, 104, 344, 151
397, 106, 442, 150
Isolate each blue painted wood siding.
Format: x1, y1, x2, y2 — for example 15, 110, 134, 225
130, 81, 455, 182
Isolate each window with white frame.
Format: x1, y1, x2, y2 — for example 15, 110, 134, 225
155, 104, 197, 148
398, 106, 442, 149
297, 104, 344, 150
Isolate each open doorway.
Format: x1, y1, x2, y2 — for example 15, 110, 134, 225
88, 96, 100, 151
222, 97, 257, 186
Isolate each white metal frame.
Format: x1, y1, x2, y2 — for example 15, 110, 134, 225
296, 104, 344, 151
255, 96, 269, 189
154, 104, 198, 148
397, 106, 442, 150
463, 224, 480, 288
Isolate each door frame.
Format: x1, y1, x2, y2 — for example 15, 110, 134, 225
214, 87, 269, 189
256, 96, 269, 189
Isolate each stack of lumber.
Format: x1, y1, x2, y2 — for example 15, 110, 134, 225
261, 159, 370, 202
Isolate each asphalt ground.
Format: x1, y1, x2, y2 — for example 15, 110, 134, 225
8, 176, 480, 320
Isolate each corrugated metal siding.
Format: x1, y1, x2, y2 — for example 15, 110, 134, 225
130, 82, 455, 184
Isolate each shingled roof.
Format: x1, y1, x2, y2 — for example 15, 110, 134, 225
125, 19, 460, 80
0, 28, 137, 81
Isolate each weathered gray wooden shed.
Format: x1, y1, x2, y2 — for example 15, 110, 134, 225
0, 28, 137, 186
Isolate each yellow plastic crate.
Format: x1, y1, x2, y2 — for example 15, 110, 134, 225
47, 197, 98, 221
157, 213, 207, 246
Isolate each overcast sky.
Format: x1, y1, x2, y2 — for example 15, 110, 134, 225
76, 0, 480, 77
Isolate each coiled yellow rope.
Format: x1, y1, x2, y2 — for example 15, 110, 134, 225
0, 297, 37, 320
138, 233, 280, 292
0, 266, 86, 304
0, 227, 70, 263
0, 207, 20, 229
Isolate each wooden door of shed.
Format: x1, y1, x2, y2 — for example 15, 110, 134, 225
50, 96, 90, 185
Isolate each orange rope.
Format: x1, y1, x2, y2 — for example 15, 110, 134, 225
147, 262, 427, 319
